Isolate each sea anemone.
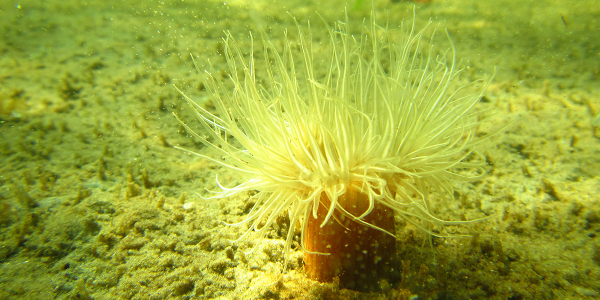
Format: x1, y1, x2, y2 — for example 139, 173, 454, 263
175, 9, 490, 291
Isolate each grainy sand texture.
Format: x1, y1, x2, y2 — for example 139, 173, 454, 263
1, 0, 599, 299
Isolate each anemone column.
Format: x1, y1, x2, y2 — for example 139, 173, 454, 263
304, 183, 400, 292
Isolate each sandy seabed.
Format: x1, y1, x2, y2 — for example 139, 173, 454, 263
1, 0, 599, 299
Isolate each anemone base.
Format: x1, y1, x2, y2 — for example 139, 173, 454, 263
303, 184, 400, 292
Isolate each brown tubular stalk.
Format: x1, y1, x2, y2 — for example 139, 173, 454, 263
303, 182, 400, 292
